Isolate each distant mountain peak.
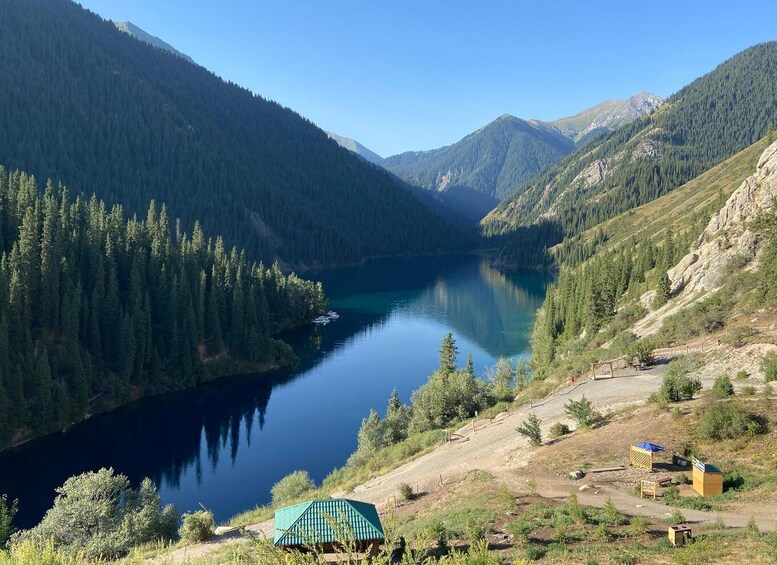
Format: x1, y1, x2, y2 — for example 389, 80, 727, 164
114, 21, 196, 65
551, 91, 664, 143
325, 131, 383, 164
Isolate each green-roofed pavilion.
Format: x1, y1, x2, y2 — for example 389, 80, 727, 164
273, 498, 384, 555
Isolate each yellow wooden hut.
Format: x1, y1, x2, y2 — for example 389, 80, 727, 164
692, 457, 723, 497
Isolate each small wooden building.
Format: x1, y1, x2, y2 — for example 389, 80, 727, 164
668, 524, 692, 546
274, 498, 384, 556
692, 457, 723, 497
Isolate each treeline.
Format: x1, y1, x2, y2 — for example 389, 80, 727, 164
349, 334, 529, 465
0, 0, 465, 268
488, 41, 777, 267
531, 227, 699, 368
0, 168, 326, 450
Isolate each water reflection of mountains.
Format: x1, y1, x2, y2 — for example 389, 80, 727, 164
0, 255, 548, 528
314, 255, 549, 358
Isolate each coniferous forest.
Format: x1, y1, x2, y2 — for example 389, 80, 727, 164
0, 168, 326, 450
0, 0, 465, 269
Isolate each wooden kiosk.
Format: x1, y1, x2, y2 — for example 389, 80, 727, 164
692, 457, 723, 497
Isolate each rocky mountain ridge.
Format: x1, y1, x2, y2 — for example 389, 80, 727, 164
378, 92, 661, 222
551, 92, 664, 143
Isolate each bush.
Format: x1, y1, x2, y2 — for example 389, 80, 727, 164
564, 396, 600, 428
712, 374, 735, 396
627, 339, 655, 365
271, 470, 315, 505
516, 414, 542, 446
697, 402, 766, 440
599, 498, 627, 526
18, 468, 177, 559
723, 326, 754, 347
665, 509, 686, 524
735, 370, 749, 380
549, 422, 570, 439
0, 494, 18, 548
398, 482, 414, 502
659, 361, 702, 402
179, 509, 215, 543
762, 352, 777, 382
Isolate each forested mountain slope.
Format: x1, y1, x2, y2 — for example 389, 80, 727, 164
484, 42, 777, 259
382, 116, 573, 215
0, 0, 464, 269
0, 168, 326, 450
530, 134, 777, 371
381, 94, 662, 223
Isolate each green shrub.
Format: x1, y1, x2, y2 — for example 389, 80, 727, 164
18, 469, 177, 559
271, 470, 315, 505
524, 545, 546, 560
735, 370, 749, 380
627, 339, 655, 365
593, 522, 612, 541
179, 509, 215, 543
426, 520, 448, 553
549, 422, 570, 439
665, 509, 686, 524
722, 326, 753, 347
564, 396, 601, 428
762, 352, 777, 382
659, 361, 702, 402
673, 472, 689, 485
627, 516, 649, 537
0, 494, 18, 548
663, 485, 679, 501
516, 414, 543, 446
712, 374, 735, 396
598, 498, 627, 526
697, 402, 767, 440
398, 482, 414, 502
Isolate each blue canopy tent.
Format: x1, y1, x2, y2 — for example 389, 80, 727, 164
634, 442, 664, 452
630, 442, 664, 470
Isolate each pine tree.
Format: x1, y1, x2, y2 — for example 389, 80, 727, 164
439, 332, 458, 375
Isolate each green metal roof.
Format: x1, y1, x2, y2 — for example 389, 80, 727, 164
273, 498, 384, 547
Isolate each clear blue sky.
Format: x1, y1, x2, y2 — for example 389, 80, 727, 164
78, 0, 777, 157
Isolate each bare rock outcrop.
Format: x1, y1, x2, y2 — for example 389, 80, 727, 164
571, 159, 608, 189
633, 139, 777, 337
669, 139, 777, 296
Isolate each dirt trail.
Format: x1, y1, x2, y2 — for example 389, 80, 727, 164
157, 355, 775, 563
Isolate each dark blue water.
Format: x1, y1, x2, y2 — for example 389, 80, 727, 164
0, 255, 549, 529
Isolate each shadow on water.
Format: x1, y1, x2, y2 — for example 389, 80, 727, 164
0, 254, 549, 529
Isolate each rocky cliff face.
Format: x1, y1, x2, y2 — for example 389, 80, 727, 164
633, 139, 777, 337
669, 139, 777, 296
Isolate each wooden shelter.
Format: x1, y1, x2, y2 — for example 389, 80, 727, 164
274, 498, 384, 556
692, 457, 723, 497
629, 442, 664, 471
